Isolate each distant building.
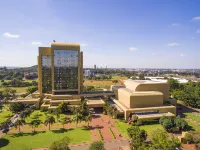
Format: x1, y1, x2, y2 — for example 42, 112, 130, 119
84, 70, 94, 77
94, 64, 96, 69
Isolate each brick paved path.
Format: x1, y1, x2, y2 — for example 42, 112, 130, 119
90, 114, 125, 141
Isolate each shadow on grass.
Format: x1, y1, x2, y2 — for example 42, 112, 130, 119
51, 128, 74, 134
177, 104, 199, 114
81, 126, 91, 130
10, 131, 46, 137
0, 138, 10, 148
186, 125, 195, 131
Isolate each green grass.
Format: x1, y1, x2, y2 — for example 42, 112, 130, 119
115, 121, 164, 138
0, 87, 28, 93
184, 113, 200, 123
0, 106, 13, 124
0, 128, 91, 150
185, 119, 200, 131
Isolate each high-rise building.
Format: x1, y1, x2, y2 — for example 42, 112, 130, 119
94, 64, 96, 69
38, 42, 83, 95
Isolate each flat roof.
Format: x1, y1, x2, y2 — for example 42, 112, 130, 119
118, 88, 163, 96
87, 100, 105, 105
137, 112, 175, 119
125, 80, 168, 84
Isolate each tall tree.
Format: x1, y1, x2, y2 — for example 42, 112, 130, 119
14, 119, 25, 133
84, 113, 93, 127
44, 115, 56, 130
58, 116, 67, 129
151, 129, 181, 150
127, 126, 147, 150
30, 119, 40, 132
71, 107, 83, 127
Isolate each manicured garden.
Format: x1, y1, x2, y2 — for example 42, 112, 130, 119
115, 120, 164, 138
0, 128, 91, 150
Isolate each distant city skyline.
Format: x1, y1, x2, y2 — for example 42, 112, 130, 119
0, 0, 200, 68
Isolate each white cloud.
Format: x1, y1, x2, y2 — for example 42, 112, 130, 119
192, 16, 200, 21
0, 58, 4, 60
168, 43, 180, 47
81, 43, 88, 47
180, 54, 186, 57
196, 29, 200, 34
152, 53, 157, 56
3, 32, 20, 38
129, 47, 138, 51
171, 23, 180, 26
32, 42, 42, 45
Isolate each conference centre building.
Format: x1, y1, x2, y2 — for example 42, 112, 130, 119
15, 42, 176, 121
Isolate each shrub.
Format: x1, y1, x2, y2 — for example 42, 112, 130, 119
49, 136, 70, 150
185, 131, 200, 144
159, 116, 188, 132
89, 141, 104, 150
162, 118, 174, 132
174, 115, 188, 131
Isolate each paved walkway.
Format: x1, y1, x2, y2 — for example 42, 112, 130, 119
70, 139, 130, 150
90, 114, 124, 142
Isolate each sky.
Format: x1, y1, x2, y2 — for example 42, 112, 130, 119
0, 0, 200, 69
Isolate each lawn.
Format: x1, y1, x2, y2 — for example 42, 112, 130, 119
184, 113, 200, 123
0, 106, 13, 124
0, 87, 28, 93
184, 119, 200, 131
0, 128, 91, 150
115, 121, 164, 138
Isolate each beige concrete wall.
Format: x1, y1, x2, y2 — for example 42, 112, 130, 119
118, 89, 130, 108
124, 106, 176, 120
38, 47, 52, 95
130, 94, 163, 108
136, 83, 169, 101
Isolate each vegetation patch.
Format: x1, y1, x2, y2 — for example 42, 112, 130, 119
0, 128, 91, 150
184, 113, 200, 123
97, 129, 104, 141
109, 127, 116, 139
115, 120, 164, 138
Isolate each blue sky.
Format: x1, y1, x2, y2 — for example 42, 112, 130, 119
0, 0, 200, 68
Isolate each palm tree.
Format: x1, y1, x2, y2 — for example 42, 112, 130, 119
52, 108, 60, 121
71, 107, 83, 127
14, 119, 25, 133
44, 115, 55, 130
80, 99, 89, 116
30, 120, 40, 132
85, 113, 93, 127
19, 110, 30, 120
59, 116, 67, 129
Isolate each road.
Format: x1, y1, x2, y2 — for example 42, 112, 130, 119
70, 139, 130, 150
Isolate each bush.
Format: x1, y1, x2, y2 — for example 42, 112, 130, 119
49, 136, 70, 150
162, 117, 174, 132
159, 116, 188, 132
185, 131, 200, 144
89, 141, 104, 150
